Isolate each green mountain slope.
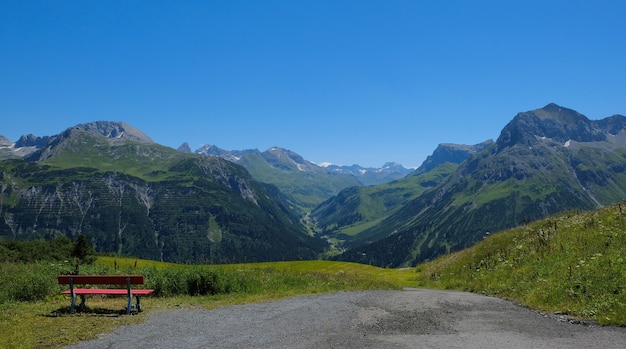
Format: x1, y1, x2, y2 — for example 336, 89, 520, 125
197, 146, 362, 214
336, 104, 626, 267
31, 127, 186, 180
311, 162, 458, 245
233, 147, 361, 211
416, 204, 626, 325
311, 141, 492, 249
0, 123, 327, 263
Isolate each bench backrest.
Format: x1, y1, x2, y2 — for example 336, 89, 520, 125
57, 275, 145, 285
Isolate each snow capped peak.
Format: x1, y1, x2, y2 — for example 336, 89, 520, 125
192, 142, 410, 185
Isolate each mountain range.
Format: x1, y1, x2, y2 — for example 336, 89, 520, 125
333, 103, 626, 266
184, 144, 412, 213
2, 103, 626, 267
192, 145, 360, 213
310, 141, 493, 251
322, 162, 414, 186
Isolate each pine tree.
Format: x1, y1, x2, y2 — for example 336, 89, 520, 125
71, 234, 95, 265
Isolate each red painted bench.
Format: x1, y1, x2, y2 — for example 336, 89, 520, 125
58, 275, 154, 315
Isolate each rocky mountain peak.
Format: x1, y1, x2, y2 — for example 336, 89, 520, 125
70, 121, 154, 143
267, 146, 301, 160
21, 121, 155, 162
15, 134, 52, 148
531, 103, 589, 123
0, 135, 13, 147
597, 114, 626, 136
263, 147, 314, 171
380, 162, 404, 170
415, 140, 493, 174
496, 104, 605, 151
196, 144, 247, 162
177, 142, 193, 153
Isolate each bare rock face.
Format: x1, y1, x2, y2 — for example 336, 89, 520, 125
177, 142, 193, 153
496, 103, 626, 151
415, 140, 493, 175
15, 134, 53, 148
72, 121, 154, 143
0, 135, 13, 147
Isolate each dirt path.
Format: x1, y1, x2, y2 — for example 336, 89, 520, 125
64, 288, 626, 349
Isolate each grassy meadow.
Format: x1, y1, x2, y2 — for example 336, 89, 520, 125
416, 204, 626, 326
0, 258, 413, 349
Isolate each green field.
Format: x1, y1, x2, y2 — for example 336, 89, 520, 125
0, 257, 415, 349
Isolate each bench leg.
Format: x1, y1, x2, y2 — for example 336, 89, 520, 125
136, 296, 142, 312
69, 278, 76, 314
126, 293, 133, 315
70, 293, 76, 314
126, 277, 133, 315
70, 295, 87, 313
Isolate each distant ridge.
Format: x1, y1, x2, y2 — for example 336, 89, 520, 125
325, 162, 413, 186
415, 140, 493, 175
194, 145, 361, 211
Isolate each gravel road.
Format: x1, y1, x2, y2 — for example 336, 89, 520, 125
65, 288, 626, 349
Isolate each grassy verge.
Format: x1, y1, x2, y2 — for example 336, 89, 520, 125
416, 204, 626, 326
1, 258, 416, 349
0, 298, 145, 349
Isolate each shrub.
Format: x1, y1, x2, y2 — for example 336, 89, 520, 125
0, 262, 69, 303
143, 266, 246, 297
0, 237, 74, 263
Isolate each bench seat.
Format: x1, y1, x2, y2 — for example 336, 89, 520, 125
61, 288, 154, 296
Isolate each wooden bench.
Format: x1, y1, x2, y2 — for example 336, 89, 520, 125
58, 275, 154, 315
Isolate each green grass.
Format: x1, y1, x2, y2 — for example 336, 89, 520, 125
43, 140, 195, 182
416, 204, 626, 326
0, 258, 415, 349
96, 257, 417, 296
0, 300, 145, 349
339, 217, 386, 237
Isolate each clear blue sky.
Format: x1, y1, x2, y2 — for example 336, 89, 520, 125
1, 1, 625, 168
